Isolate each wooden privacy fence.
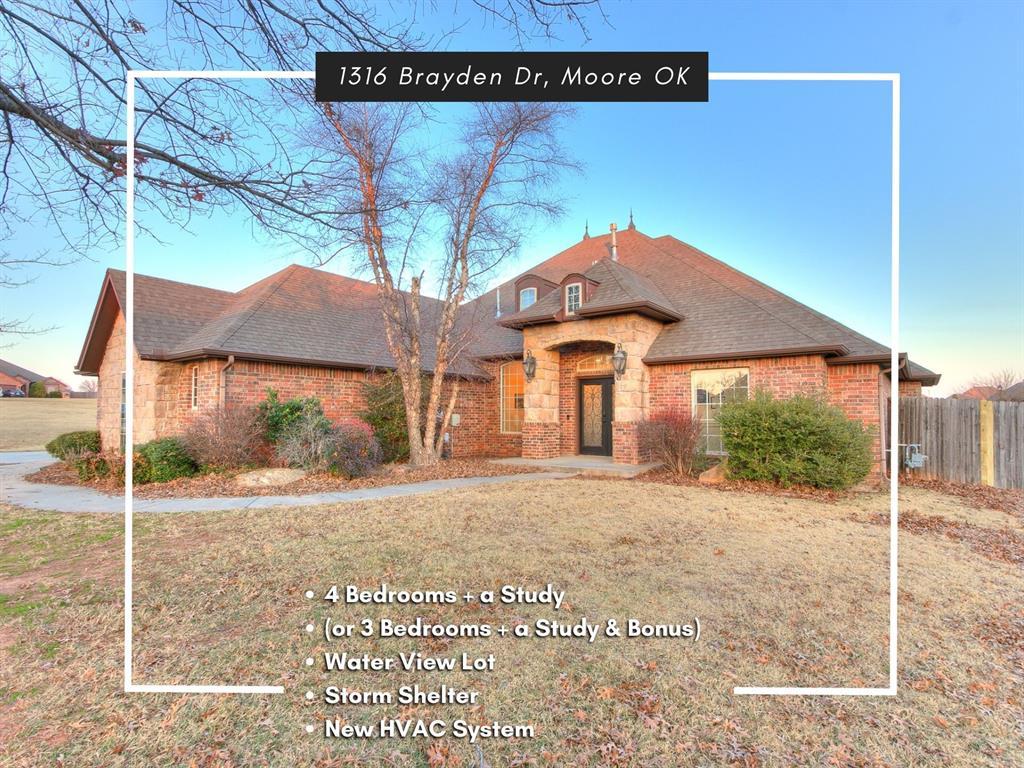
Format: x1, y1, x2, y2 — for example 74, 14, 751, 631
896, 396, 1024, 489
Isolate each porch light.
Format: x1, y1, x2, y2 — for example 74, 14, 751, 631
523, 350, 537, 382
611, 343, 627, 379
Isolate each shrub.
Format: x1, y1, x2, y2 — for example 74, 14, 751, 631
184, 407, 263, 468
71, 451, 151, 485
361, 373, 410, 462
257, 389, 326, 444
135, 437, 197, 483
274, 401, 334, 469
718, 392, 874, 489
27, 381, 46, 398
46, 390, 63, 398
325, 420, 383, 478
638, 411, 704, 476
71, 451, 112, 482
46, 430, 101, 460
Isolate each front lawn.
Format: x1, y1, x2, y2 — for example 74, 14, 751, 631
0, 480, 1020, 766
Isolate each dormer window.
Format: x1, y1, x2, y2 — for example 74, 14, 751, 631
519, 287, 537, 309
565, 283, 582, 315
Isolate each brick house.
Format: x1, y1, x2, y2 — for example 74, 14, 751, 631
75, 223, 939, 471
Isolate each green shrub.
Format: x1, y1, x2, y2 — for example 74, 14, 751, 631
72, 452, 112, 481
46, 390, 63, 398
27, 381, 46, 398
71, 451, 152, 485
134, 438, 197, 483
360, 372, 431, 463
718, 392, 874, 490
257, 389, 326, 444
46, 430, 101, 460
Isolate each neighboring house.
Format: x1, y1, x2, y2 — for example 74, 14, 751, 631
41, 377, 71, 397
75, 222, 939, 472
0, 358, 43, 394
992, 382, 1024, 402
952, 385, 1000, 400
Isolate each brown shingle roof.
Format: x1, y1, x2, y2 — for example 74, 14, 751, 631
470, 227, 937, 382
78, 266, 487, 378
78, 227, 939, 385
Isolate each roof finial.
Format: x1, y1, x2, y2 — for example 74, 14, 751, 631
582, 220, 590, 240
627, 208, 636, 231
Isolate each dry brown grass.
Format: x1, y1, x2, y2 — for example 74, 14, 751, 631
0, 398, 97, 451
0, 481, 1021, 766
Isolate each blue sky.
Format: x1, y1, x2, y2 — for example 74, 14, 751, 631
4, 0, 1022, 395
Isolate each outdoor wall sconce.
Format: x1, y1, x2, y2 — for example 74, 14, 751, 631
523, 350, 537, 382
611, 343, 627, 379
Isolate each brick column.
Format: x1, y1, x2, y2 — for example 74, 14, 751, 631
522, 347, 560, 459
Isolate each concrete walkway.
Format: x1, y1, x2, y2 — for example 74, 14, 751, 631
489, 454, 659, 478
0, 452, 575, 514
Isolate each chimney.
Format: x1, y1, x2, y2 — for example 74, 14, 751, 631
495, 286, 501, 318
610, 223, 618, 261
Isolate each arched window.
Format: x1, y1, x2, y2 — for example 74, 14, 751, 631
500, 361, 525, 434
519, 287, 537, 310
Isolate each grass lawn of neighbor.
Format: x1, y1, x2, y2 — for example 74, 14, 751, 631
0, 398, 97, 451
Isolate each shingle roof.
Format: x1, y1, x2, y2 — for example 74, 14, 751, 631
80, 265, 487, 378
0, 358, 44, 382
469, 227, 938, 382
499, 257, 682, 327
78, 227, 939, 385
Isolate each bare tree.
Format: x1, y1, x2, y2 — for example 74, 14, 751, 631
79, 378, 98, 393
972, 368, 1020, 392
0, 0, 600, 334
0, 0, 599, 252
318, 101, 575, 466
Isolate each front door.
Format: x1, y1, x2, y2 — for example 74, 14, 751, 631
579, 377, 613, 456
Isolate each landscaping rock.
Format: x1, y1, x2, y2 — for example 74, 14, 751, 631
235, 468, 307, 487
699, 460, 728, 485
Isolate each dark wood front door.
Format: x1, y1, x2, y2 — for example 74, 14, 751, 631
579, 377, 613, 456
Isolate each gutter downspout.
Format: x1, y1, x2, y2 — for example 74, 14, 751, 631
219, 354, 235, 409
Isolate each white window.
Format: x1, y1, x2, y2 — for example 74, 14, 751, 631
499, 361, 525, 434
190, 366, 199, 410
565, 283, 582, 315
519, 287, 537, 310
692, 368, 749, 454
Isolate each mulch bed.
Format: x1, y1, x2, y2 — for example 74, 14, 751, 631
25, 459, 538, 499
867, 509, 1024, 568
628, 468, 851, 504
899, 475, 1024, 519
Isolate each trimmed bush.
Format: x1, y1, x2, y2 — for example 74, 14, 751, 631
326, 420, 383, 478
718, 392, 874, 489
184, 406, 263, 468
638, 410, 705, 476
46, 390, 63, 398
46, 430, 101, 460
257, 389, 326, 444
134, 437, 197, 483
27, 381, 46, 398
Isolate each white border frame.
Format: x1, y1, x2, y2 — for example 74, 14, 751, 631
123, 69, 900, 699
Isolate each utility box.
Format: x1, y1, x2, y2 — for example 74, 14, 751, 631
902, 443, 927, 470
450, 413, 461, 427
